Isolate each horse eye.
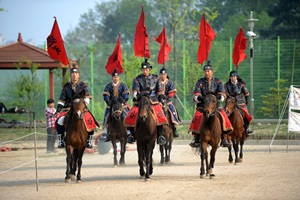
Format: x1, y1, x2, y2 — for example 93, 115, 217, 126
74, 99, 80, 103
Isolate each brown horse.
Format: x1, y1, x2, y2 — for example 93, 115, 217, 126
199, 94, 222, 178
64, 91, 88, 183
107, 97, 127, 166
159, 94, 173, 164
224, 96, 246, 164
135, 93, 157, 181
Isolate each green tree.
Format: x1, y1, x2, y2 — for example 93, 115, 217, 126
14, 58, 44, 112
257, 79, 289, 118
261, 0, 300, 39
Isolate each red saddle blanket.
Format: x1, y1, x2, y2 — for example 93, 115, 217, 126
189, 109, 233, 134
124, 104, 168, 127
55, 110, 98, 132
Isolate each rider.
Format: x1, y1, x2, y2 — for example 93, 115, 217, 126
224, 70, 253, 136
102, 69, 130, 142
189, 61, 233, 148
125, 59, 167, 145
55, 64, 99, 148
158, 67, 180, 138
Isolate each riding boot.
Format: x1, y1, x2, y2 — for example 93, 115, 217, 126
157, 125, 166, 145
244, 118, 253, 136
56, 124, 65, 148
172, 126, 179, 138
103, 128, 110, 142
189, 134, 200, 148
222, 133, 231, 147
86, 132, 94, 148
127, 127, 135, 144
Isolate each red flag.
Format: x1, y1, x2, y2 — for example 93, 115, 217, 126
105, 34, 123, 74
197, 13, 216, 65
47, 17, 69, 65
154, 27, 172, 64
232, 27, 247, 68
133, 6, 150, 58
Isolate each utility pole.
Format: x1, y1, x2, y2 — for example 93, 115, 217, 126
246, 11, 258, 118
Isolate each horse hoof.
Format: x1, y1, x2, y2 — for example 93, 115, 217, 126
145, 178, 151, 182
210, 174, 215, 179
70, 174, 76, 181
200, 174, 204, 179
114, 165, 118, 168
238, 158, 243, 163
65, 178, 71, 183
76, 179, 82, 183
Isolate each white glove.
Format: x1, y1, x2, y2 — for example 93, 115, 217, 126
133, 91, 137, 99
220, 95, 225, 102
193, 95, 199, 103
84, 98, 90, 105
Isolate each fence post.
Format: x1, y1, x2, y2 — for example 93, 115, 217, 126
90, 41, 94, 114
277, 36, 281, 117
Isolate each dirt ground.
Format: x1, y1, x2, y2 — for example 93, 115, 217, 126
0, 141, 300, 200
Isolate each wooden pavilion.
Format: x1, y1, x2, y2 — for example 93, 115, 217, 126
0, 33, 72, 99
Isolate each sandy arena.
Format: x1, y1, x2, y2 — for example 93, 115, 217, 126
0, 141, 299, 200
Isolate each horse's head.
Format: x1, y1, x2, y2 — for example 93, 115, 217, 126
110, 97, 123, 120
137, 92, 151, 122
158, 94, 168, 113
224, 96, 236, 116
71, 90, 86, 119
203, 94, 217, 118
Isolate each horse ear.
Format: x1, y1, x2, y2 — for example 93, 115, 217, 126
79, 90, 86, 98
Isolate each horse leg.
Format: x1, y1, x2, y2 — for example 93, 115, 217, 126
119, 139, 126, 165
200, 143, 207, 178
159, 144, 164, 164
228, 145, 233, 163
233, 141, 239, 164
209, 145, 218, 179
65, 148, 72, 183
165, 142, 172, 163
137, 145, 145, 178
239, 140, 244, 162
76, 149, 84, 183
112, 140, 118, 166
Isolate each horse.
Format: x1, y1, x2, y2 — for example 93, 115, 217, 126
159, 94, 173, 164
198, 94, 222, 178
224, 96, 246, 164
63, 91, 88, 183
135, 93, 157, 181
107, 97, 127, 166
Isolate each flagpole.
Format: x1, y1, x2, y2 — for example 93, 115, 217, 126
141, 5, 146, 60
163, 27, 166, 67
203, 13, 208, 63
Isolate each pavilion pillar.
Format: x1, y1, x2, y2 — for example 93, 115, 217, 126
49, 69, 54, 99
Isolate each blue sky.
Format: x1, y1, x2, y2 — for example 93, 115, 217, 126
0, 0, 105, 46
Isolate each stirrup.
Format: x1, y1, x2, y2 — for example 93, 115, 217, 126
221, 139, 231, 148
127, 135, 135, 144
157, 135, 166, 145
189, 139, 200, 148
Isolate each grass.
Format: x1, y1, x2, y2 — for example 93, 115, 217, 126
0, 121, 299, 143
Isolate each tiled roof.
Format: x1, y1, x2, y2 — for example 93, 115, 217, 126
0, 33, 69, 69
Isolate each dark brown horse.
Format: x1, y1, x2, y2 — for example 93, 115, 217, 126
107, 97, 127, 166
159, 94, 173, 164
64, 91, 88, 183
135, 93, 157, 181
224, 96, 246, 164
199, 94, 222, 178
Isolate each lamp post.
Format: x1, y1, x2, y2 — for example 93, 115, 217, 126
246, 11, 258, 119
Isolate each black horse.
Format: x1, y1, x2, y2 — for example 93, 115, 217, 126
135, 93, 157, 181
107, 97, 127, 166
64, 91, 88, 183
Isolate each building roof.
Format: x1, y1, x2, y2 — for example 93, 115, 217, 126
0, 33, 69, 69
